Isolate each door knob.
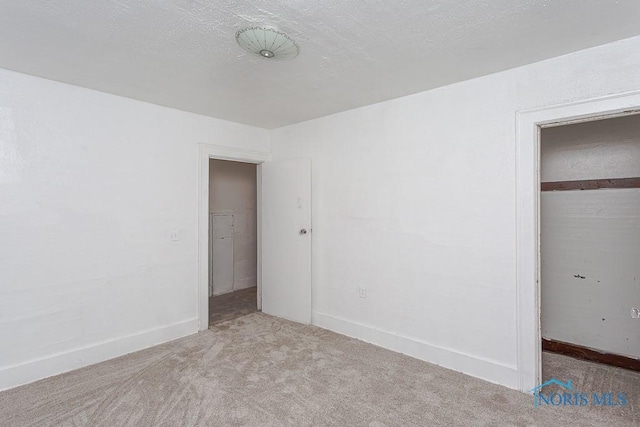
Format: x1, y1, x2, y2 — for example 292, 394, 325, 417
299, 228, 308, 235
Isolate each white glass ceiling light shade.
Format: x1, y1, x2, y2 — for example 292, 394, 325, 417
236, 27, 300, 60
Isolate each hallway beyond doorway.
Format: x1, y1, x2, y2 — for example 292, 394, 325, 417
209, 287, 258, 328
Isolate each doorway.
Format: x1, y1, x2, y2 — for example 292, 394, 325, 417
515, 91, 640, 393
208, 159, 259, 327
197, 144, 313, 332
539, 114, 640, 397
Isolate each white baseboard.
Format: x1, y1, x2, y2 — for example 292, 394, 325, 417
0, 318, 199, 391
312, 311, 518, 389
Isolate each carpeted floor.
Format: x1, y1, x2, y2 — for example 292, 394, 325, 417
542, 351, 640, 422
209, 287, 258, 327
0, 313, 638, 426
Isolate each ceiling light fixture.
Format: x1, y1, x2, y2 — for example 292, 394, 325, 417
236, 26, 300, 60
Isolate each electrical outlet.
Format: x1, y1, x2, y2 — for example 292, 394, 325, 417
359, 287, 367, 299
632, 308, 640, 319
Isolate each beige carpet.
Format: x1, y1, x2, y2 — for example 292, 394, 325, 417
0, 313, 638, 426
542, 351, 640, 423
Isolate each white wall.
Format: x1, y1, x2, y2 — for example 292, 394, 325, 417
541, 114, 640, 182
269, 35, 640, 389
541, 116, 640, 358
209, 159, 257, 294
0, 68, 270, 390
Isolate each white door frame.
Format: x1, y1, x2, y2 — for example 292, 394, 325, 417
515, 90, 640, 392
198, 143, 271, 331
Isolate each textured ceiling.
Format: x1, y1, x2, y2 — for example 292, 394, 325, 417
0, 1, 639, 128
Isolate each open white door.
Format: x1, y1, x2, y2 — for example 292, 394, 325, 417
261, 158, 312, 324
